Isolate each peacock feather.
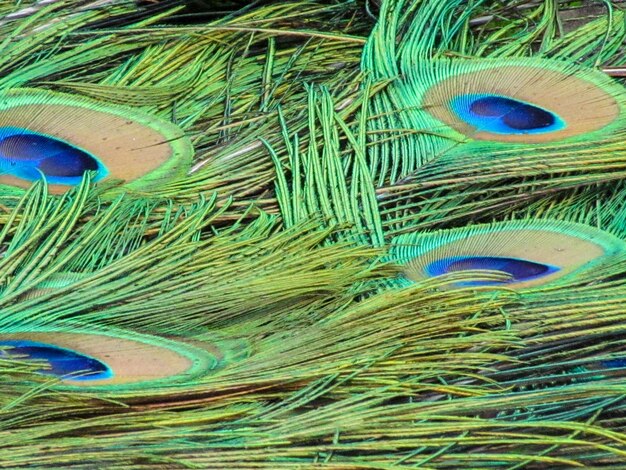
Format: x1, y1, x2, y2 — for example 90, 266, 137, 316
388, 219, 626, 289
0, 325, 219, 389
0, 88, 193, 194
2, 0, 626, 469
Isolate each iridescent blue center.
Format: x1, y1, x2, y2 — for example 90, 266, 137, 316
425, 256, 559, 286
0, 127, 108, 185
0, 339, 112, 381
451, 94, 565, 135
600, 358, 626, 369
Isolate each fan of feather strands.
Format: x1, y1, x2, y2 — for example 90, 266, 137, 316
4, 0, 626, 468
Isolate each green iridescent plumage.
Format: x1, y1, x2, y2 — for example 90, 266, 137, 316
1, 0, 626, 469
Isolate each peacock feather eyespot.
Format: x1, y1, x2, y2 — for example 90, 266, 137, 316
417, 58, 625, 144
0, 328, 220, 390
0, 128, 109, 186
389, 219, 626, 289
0, 89, 193, 194
450, 94, 565, 135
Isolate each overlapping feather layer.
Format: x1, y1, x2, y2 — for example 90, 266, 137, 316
1, 1, 626, 469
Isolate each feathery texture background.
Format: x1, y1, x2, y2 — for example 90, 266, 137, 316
1, 0, 626, 468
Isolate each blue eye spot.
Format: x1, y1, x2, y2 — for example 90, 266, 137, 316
600, 358, 626, 369
451, 94, 565, 135
0, 127, 107, 185
425, 256, 559, 286
0, 339, 112, 381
